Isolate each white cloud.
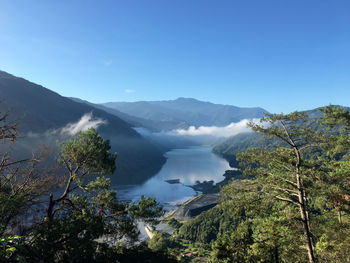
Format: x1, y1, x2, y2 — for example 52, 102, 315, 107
124, 89, 135, 93
172, 118, 260, 138
60, 113, 107, 136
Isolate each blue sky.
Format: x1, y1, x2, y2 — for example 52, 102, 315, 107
1, 0, 349, 113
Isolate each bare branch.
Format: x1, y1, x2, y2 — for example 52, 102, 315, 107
274, 195, 300, 206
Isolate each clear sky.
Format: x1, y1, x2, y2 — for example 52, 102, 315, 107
0, 0, 349, 113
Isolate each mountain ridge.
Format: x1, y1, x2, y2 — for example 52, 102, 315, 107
101, 97, 268, 130
0, 70, 166, 184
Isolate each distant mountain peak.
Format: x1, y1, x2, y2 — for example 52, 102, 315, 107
101, 98, 268, 128
175, 97, 198, 101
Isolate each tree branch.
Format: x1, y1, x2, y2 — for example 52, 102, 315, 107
274, 195, 300, 206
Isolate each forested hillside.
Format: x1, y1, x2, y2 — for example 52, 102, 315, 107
149, 106, 350, 263
0, 70, 165, 184
212, 107, 345, 167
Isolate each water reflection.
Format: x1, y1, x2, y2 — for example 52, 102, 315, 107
114, 146, 230, 210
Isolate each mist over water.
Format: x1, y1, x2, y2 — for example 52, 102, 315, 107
114, 146, 231, 211
133, 118, 258, 148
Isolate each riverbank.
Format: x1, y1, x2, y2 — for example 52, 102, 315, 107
163, 168, 243, 223
171, 193, 220, 221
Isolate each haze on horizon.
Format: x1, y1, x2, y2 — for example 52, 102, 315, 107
1, 0, 349, 113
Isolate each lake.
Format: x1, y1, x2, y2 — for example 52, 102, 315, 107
114, 146, 231, 211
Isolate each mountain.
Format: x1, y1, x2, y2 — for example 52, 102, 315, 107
0, 70, 165, 184
212, 107, 348, 167
70, 97, 184, 132
101, 97, 268, 130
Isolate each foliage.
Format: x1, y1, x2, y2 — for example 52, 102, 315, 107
58, 128, 117, 175
113, 243, 179, 263
208, 107, 350, 263
148, 232, 176, 251
0, 235, 27, 263
177, 204, 237, 244
209, 181, 305, 263
3, 104, 350, 262
0, 118, 169, 262
210, 221, 253, 263
167, 218, 183, 231
176, 106, 350, 263
0, 109, 53, 235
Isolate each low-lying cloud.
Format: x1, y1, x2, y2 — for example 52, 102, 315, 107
18, 114, 107, 157
134, 119, 260, 147
172, 118, 260, 138
60, 113, 107, 136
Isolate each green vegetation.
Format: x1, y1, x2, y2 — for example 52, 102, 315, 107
158, 106, 350, 262
212, 132, 267, 167
0, 109, 174, 262
1, 105, 350, 262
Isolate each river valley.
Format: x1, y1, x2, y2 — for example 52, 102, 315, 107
114, 146, 231, 211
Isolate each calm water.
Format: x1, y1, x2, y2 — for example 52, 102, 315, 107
114, 146, 231, 211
